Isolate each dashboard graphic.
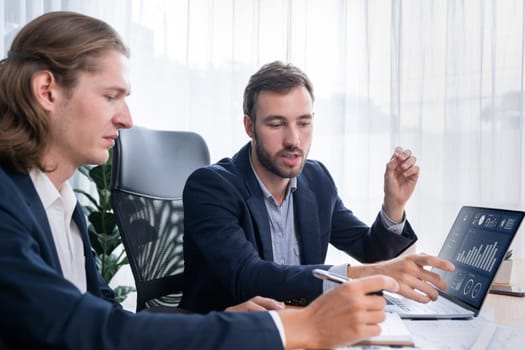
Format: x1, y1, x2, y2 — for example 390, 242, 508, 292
456, 240, 499, 272
434, 207, 524, 308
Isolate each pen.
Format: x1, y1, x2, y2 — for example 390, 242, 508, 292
312, 268, 383, 296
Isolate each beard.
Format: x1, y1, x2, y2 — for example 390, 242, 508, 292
253, 130, 307, 179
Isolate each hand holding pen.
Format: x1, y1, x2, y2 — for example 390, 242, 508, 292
313, 269, 384, 296
289, 273, 399, 348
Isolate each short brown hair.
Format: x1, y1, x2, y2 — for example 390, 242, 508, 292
243, 61, 314, 121
0, 11, 129, 173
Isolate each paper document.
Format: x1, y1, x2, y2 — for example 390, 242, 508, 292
406, 318, 525, 349
339, 307, 525, 349
356, 312, 414, 347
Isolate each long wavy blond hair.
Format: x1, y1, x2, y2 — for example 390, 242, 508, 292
0, 11, 129, 173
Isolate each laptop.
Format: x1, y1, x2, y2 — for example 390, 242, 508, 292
385, 206, 525, 319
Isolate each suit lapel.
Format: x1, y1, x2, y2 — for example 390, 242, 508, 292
10, 171, 102, 295
72, 204, 100, 294
294, 176, 322, 263
10, 172, 63, 274
235, 143, 274, 260
246, 196, 274, 260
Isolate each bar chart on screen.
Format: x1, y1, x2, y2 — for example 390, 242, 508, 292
456, 240, 499, 272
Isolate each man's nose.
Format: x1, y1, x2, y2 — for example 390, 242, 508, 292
115, 101, 133, 129
283, 125, 300, 147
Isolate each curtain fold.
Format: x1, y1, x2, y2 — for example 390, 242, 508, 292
2, 0, 524, 259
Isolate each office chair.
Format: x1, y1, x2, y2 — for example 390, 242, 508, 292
111, 126, 210, 311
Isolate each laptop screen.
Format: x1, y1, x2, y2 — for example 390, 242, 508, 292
434, 206, 525, 310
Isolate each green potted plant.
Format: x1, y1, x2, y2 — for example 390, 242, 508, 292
75, 149, 134, 302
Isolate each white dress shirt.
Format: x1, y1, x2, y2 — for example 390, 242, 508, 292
30, 169, 87, 292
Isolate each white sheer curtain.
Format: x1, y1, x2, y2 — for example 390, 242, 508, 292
3, 0, 525, 261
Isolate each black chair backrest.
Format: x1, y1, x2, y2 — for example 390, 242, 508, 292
111, 126, 210, 311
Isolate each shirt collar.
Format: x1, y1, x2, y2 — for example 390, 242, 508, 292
29, 168, 77, 222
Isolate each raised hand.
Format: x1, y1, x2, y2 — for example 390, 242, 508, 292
383, 147, 420, 222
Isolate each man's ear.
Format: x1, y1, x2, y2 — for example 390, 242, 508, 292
243, 115, 255, 138
32, 70, 59, 112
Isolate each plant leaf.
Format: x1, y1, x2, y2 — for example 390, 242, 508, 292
113, 285, 136, 303
88, 212, 117, 237
74, 189, 102, 211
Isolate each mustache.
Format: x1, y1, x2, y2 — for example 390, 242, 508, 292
278, 147, 304, 156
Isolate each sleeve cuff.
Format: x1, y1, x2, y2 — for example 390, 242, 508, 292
380, 207, 406, 234
322, 264, 350, 293
269, 310, 286, 348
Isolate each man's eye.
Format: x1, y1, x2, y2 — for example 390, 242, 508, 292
269, 123, 282, 128
105, 95, 116, 101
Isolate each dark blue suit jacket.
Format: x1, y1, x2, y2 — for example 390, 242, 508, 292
0, 166, 281, 350
181, 143, 417, 313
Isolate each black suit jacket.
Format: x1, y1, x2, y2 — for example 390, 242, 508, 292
0, 166, 281, 349
181, 143, 417, 313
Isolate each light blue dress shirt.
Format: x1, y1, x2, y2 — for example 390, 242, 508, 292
250, 159, 406, 292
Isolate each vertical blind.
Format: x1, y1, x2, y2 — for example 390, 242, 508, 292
2, 0, 524, 260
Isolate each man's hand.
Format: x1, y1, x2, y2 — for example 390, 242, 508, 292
225, 296, 285, 312
279, 275, 399, 349
383, 147, 420, 222
348, 253, 455, 303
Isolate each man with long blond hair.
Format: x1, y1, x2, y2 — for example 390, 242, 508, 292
0, 11, 400, 350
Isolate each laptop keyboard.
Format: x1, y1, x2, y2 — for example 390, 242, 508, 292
386, 295, 468, 315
